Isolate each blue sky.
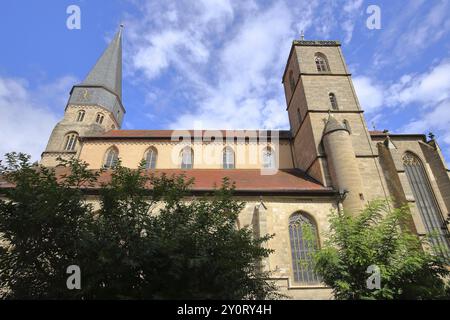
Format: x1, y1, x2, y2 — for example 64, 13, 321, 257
1, 0, 450, 162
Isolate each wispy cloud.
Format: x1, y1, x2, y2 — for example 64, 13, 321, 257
124, 0, 369, 130
0, 75, 76, 161
372, 0, 450, 68
353, 58, 450, 157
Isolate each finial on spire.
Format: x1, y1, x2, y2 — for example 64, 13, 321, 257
120, 23, 124, 28
300, 30, 305, 40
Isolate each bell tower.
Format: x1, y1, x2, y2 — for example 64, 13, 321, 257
282, 39, 384, 213
41, 26, 125, 167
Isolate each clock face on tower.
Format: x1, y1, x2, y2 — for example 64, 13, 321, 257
81, 88, 90, 101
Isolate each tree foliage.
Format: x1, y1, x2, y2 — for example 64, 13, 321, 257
313, 200, 450, 299
0, 153, 277, 299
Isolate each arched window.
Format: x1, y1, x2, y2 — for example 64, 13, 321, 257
403, 152, 450, 256
343, 120, 351, 134
96, 113, 105, 124
329, 93, 338, 110
289, 70, 296, 93
289, 212, 321, 284
63, 132, 78, 151
223, 147, 235, 169
104, 147, 119, 168
262, 147, 276, 169
315, 53, 330, 72
144, 147, 158, 169
77, 110, 85, 122
180, 146, 193, 169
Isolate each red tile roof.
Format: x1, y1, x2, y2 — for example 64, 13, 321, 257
369, 130, 387, 135
0, 168, 334, 195
369, 130, 426, 140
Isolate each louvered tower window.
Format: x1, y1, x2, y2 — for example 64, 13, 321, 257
64, 133, 78, 151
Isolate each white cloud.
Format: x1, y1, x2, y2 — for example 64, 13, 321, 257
387, 61, 450, 106
352, 76, 384, 113
341, 0, 363, 44
350, 59, 450, 158
126, 1, 295, 130
0, 76, 76, 162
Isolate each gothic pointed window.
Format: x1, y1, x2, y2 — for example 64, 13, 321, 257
96, 113, 105, 124
144, 147, 158, 169
180, 146, 193, 169
77, 110, 85, 122
262, 147, 276, 169
329, 93, 338, 110
315, 53, 330, 72
104, 147, 119, 168
289, 212, 321, 284
403, 152, 450, 257
64, 133, 78, 151
223, 147, 235, 169
289, 70, 296, 93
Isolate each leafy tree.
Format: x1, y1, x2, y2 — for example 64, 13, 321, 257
312, 200, 450, 299
0, 153, 277, 299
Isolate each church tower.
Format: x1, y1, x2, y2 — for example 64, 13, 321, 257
41, 26, 125, 167
282, 39, 385, 214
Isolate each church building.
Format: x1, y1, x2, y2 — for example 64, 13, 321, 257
39, 27, 450, 299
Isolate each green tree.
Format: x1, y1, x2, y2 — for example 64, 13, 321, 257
0, 153, 277, 299
312, 200, 450, 299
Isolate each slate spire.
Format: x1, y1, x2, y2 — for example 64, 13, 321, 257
82, 25, 123, 99
68, 25, 125, 126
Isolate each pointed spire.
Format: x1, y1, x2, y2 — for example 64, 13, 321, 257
82, 25, 123, 99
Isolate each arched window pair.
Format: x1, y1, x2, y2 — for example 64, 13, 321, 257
77, 110, 85, 122
96, 113, 105, 124
102, 147, 158, 169
403, 152, 450, 257
289, 212, 321, 284
315, 53, 330, 72
64, 133, 78, 151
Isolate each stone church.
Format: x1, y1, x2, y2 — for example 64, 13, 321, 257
39, 27, 450, 299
